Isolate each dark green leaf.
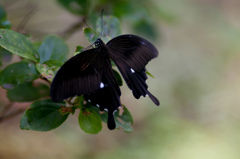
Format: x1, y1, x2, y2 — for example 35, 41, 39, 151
38, 35, 68, 64
57, 0, 91, 15
133, 19, 157, 40
78, 107, 102, 134
112, 1, 135, 18
0, 5, 7, 20
0, 61, 39, 89
112, 69, 123, 86
83, 27, 98, 44
0, 6, 11, 29
7, 82, 49, 102
0, 29, 39, 62
20, 99, 69, 131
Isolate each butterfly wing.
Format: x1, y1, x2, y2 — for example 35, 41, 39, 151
51, 44, 121, 130
106, 34, 158, 71
50, 48, 102, 102
107, 34, 159, 106
84, 58, 121, 130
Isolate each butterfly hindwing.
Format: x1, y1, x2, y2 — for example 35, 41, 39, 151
84, 54, 121, 130
50, 48, 102, 102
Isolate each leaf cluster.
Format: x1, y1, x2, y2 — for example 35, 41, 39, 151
0, 6, 134, 133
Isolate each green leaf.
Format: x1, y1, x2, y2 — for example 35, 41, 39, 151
0, 61, 39, 89
0, 6, 11, 29
96, 16, 121, 43
0, 5, 7, 20
0, 29, 39, 62
114, 105, 133, 132
38, 35, 68, 64
0, 46, 12, 66
83, 27, 98, 44
90, 104, 133, 132
57, 0, 91, 15
20, 99, 69, 131
112, 69, 123, 86
78, 107, 102, 134
7, 82, 49, 102
43, 60, 64, 73
74, 45, 84, 55
146, 70, 155, 78
133, 19, 157, 40
36, 63, 55, 82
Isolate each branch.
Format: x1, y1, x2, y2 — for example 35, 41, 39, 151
0, 102, 15, 122
0, 109, 25, 123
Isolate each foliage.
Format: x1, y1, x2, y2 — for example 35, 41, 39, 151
0, 0, 161, 134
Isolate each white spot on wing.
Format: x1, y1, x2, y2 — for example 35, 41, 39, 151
141, 41, 146, 45
100, 82, 104, 89
96, 104, 100, 107
130, 68, 135, 73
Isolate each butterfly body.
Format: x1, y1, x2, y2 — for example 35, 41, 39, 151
51, 34, 159, 130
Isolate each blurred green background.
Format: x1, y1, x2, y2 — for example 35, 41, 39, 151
1, 0, 240, 158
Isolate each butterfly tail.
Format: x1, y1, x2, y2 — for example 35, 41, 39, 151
107, 111, 116, 130
147, 90, 160, 106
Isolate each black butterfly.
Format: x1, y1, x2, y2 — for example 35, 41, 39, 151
50, 34, 159, 130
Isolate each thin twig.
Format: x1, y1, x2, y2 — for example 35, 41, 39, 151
0, 109, 25, 123
16, 5, 38, 32
58, 18, 86, 39
0, 102, 15, 122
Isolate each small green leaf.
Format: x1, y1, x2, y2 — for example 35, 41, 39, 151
36, 63, 55, 82
0, 61, 39, 89
7, 82, 49, 102
0, 29, 39, 62
115, 105, 133, 132
146, 70, 155, 78
89, 104, 133, 132
0, 6, 11, 29
20, 99, 69, 131
112, 69, 123, 86
79, 107, 102, 134
38, 35, 68, 64
74, 45, 84, 55
96, 16, 121, 42
83, 27, 98, 44
43, 60, 64, 73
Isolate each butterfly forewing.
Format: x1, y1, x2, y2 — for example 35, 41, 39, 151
107, 34, 158, 72
107, 34, 159, 106
51, 48, 102, 102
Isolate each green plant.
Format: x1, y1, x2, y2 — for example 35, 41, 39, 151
0, 0, 161, 134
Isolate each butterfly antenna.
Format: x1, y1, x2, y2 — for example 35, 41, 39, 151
101, 9, 104, 37
83, 19, 100, 37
